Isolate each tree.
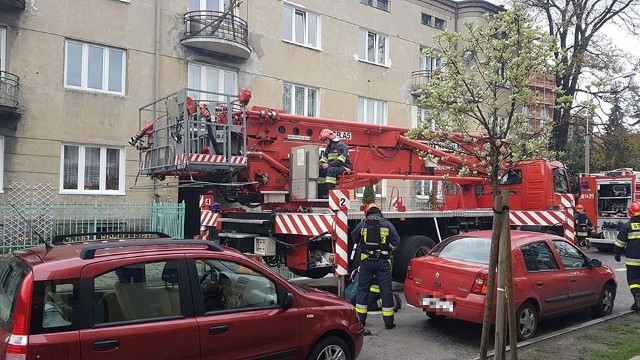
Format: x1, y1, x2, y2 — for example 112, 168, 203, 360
410, 3, 559, 359
361, 185, 376, 206
519, 0, 640, 153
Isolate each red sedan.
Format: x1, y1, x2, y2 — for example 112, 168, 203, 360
404, 230, 616, 341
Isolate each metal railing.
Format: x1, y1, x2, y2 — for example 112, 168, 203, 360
183, 10, 248, 47
0, 71, 19, 108
0, 202, 185, 253
411, 70, 438, 92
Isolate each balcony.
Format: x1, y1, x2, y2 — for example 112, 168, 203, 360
0, 71, 20, 119
0, 0, 25, 10
410, 70, 439, 95
182, 11, 251, 59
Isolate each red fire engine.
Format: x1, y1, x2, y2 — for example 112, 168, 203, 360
578, 168, 640, 250
130, 88, 575, 281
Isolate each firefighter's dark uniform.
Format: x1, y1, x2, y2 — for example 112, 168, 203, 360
575, 212, 593, 247
351, 207, 399, 329
318, 139, 351, 198
614, 215, 640, 310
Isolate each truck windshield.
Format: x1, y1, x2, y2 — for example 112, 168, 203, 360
553, 168, 569, 194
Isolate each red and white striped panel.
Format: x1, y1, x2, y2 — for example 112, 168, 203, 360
510, 194, 576, 242
200, 210, 219, 227
274, 213, 335, 236
329, 190, 350, 276
175, 153, 247, 165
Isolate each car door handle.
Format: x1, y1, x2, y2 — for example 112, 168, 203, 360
209, 325, 229, 335
571, 278, 577, 283
536, 281, 543, 287
94, 339, 120, 351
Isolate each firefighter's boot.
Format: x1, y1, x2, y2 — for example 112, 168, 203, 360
357, 313, 367, 327
632, 292, 640, 312
383, 315, 396, 329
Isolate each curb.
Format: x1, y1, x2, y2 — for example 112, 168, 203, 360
469, 310, 634, 360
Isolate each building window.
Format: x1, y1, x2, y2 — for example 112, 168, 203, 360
0, 27, 5, 72
283, 83, 318, 117
421, 13, 445, 30
360, 0, 389, 12
359, 29, 388, 66
357, 97, 387, 197
60, 144, 125, 194
188, 63, 238, 102
420, 52, 443, 72
189, 0, 233, 12
421, 13, 431, 26
283, 4, 320, 49
64, 40, 126, 95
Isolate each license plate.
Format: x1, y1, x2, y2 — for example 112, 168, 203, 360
421, 296, 454, 312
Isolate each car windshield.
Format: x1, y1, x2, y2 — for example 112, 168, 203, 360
430, 236, 491, 264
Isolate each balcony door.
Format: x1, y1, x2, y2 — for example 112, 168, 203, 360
188, 0, 234, 12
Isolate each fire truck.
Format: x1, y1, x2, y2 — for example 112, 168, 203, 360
130, 88, 575, 282
578, 168, 640, 250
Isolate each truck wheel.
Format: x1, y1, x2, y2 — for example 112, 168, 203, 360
291, 267, 332, 279
392, 235, 436, 282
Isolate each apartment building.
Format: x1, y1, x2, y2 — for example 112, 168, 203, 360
0, 0, 501, 235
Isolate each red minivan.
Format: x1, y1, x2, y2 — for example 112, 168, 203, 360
0, 233, 364, 360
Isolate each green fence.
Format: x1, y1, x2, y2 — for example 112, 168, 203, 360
0, 202, 185, 253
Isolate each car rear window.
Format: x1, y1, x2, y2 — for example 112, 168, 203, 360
0, 256, 28, 331
430, 237, 491, 264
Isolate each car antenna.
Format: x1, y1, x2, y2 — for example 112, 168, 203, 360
10, 204, 52, 250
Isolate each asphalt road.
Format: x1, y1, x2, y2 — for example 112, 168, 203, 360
297, 247, 632, 360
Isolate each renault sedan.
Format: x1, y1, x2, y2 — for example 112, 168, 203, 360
404, 230, 616, 341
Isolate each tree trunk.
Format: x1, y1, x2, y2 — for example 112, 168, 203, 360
479, 193, 505, 360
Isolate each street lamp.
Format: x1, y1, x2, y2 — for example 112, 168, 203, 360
584, 71, 636, 175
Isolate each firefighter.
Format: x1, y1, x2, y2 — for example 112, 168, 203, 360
574, 204, 594, 248
614, 201, 640, 311
351, 203, 400, 329
318, 129, 351, 199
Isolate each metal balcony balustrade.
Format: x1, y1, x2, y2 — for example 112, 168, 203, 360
410, 69, 439, 94
182, 10, 251, 59
0, 71, 20, 112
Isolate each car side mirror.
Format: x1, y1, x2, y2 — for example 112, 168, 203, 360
283, 293, 294, 308
590, 258, 602, 268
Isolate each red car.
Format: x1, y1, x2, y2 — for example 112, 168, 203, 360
404, 230, 616, 341
0, 232, 364, 360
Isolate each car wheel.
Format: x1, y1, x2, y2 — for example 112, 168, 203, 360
307, 336, 351, 360
592, 282, 615, 317
393, 235, 436, 282
516, 301, 538, 341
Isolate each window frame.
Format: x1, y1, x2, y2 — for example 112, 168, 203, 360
358, 29, 388, 66
0, 27, 5, 72
283, 82, 318, 117
64, 40, 126, 95
520, 242, 560, 272
59, 143, 126, 195
187, 62, 238, 103
356, 97, 387, 198
282, 3, 321, 49
360, 0, 390, 12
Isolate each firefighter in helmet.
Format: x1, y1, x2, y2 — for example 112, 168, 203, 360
614, 201, 640, 311
574, 204, 594, 248
351, 203, 400, 329
318, 129, 351, 199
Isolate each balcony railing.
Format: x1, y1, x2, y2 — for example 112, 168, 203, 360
0, 71, 20, 110
182, 10, 251, 59
0, 0, 25, 10
411, 70, 440, 94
